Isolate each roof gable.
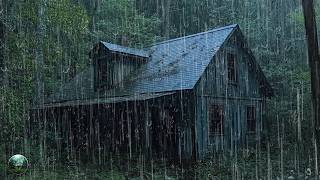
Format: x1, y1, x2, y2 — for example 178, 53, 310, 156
230, 28, 274, 97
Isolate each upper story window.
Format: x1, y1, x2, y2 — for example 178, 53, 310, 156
227, 53, 237, 83
95, 53, 148, 90
209, 105, 224, 136
246, 106, 256, 132
91, 42, 149, 91
97, 58, 115, 89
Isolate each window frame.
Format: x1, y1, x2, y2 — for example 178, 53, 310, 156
208, 104, 225, 136
246, 106, 256, 133
227, 53, 237, 84
96, 58, 115, 89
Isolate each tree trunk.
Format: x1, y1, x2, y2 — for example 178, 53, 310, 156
0, 15, 4, 86
0, 0, 9, 87
35, 0, 46, 167
301, 0, 320, 177
35, 0, 45, 106
161, 0, 171, 39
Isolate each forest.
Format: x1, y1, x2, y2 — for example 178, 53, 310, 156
0, 0, 319, 179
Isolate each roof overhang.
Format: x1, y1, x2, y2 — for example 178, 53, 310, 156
32, 92, 175, 109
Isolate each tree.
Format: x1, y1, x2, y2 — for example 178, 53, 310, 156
302, 0, 320, 177
94, 0, 161, 47
0, 0, 90, 159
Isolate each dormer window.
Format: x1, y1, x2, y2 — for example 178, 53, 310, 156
95, 54, 147, 90
97, 58, 115, 89
91, 42, 149, 91
227, 53, 237, 83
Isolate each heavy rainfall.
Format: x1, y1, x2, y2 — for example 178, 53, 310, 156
0, 0, 319, 179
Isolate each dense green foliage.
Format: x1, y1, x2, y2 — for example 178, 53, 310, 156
0, 0, 161, 153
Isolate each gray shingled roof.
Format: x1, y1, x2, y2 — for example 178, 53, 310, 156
44, 24, 238, 105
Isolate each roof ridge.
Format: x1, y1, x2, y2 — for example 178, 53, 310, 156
98, 24, 238, 50
100, 41, 150, 57
150, 24, 238, 47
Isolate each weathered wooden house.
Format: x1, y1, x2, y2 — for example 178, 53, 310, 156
30, 24, 273, 162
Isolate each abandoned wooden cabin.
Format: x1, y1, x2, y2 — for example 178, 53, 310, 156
30, 24, 273, 162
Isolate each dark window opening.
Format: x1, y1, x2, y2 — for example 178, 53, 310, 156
227, 53, 236, 83
97, 59, 114, 89
209, 105, 224, 135
247, 106, 256, 132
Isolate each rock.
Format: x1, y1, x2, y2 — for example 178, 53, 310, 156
287, 175, 295, 180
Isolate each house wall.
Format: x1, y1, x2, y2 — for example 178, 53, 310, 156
194, 30, 266, 159
29, 92, 196, 163
144, 92, 195, 162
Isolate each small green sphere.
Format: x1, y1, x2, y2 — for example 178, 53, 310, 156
8, 154, 29, 175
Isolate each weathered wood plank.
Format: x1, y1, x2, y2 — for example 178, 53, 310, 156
194, 29, 265, 159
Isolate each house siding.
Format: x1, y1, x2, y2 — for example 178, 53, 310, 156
194, 31, 265, 159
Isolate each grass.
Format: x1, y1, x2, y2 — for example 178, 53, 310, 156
0, 143, 317, 179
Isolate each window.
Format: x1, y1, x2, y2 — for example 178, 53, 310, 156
227, 53, 236, 83
97, 59, 114, 89
209, 105, 224, 135
246, 106, 256, 132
